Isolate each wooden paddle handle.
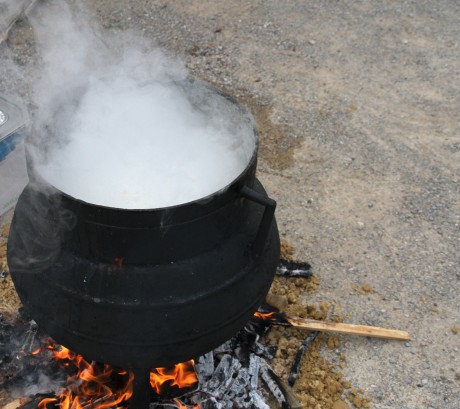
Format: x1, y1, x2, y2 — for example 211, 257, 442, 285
287, 316, 410, 341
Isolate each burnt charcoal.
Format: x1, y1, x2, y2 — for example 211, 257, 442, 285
209, 356, 241, 397
276, 259, 312, 278
205, 354, 233, 393
288, 331, 318, 387
249, 390, 270, 409
259, 360, 287, 407
248, 354, 260, 390
0, 317, 54, 388
18, 393, 55, 408
233, 394, 253, 408
234, 324, 262, 356
213, 340, 233, 355
245, 317, 273, 337
150, 403, 178, 409
252, 341, 277, 360
259, 360, 302, 409
200, 397, 224, 409
232, 346, 246, 364
19, 320, 39, 355
228, 368, 249, 397
197, 351, 214, 381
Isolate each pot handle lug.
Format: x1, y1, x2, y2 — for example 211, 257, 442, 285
240, 185, 276, 256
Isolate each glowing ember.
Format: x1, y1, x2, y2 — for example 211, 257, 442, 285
150, 360, 198, 395
173, 398, 200, 409
253, 311, 278, 321
114, 257, 124, 268
31, 347, 42, 355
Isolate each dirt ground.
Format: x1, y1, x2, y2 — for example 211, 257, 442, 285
0, 1, 459, 408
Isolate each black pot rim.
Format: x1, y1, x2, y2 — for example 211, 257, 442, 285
31, 140, 258, 212
28, 80, 259, 212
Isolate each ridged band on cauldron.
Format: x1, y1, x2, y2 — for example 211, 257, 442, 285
12, 229, 278, 368
10, 181, 280, 368
13, 167, 261, 265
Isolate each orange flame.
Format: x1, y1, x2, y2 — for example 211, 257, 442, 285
31, 347, 42, 355
253, 311, 278, 321
37, 344, 133, 409
35, 342, 200, 408
173, 398, 200, 409
150, 360, 198, 395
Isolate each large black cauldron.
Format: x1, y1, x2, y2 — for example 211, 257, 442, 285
7, 83, 280, 407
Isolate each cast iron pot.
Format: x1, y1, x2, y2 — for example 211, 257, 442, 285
7, 83, 280, 372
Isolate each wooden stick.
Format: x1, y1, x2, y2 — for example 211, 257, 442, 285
286, 316, 410, 341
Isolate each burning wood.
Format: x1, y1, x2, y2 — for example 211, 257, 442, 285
33, 343, 134, 409
259, 360, 301, 409
0, 313, 302, 409
0, 260, 409, 409
1, 304, 410, 409
150, 361, 198, 396
286, 316, 410, 341
254, 308, 410, 341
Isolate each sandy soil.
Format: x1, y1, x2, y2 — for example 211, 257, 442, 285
0, 1, 459, 408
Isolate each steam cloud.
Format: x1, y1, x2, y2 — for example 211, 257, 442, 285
27, 0, 256, 209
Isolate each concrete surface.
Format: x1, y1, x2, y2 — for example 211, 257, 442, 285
0, 1, 459, 408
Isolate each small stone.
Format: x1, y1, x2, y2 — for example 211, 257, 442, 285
341, 380, 352, 389
417, 379, 428, 387
265, 293, 288, 311
308, 39, 316, 45
332, 399, 350, 409
361, 283, 373, 294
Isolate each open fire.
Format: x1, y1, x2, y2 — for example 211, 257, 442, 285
2, 259, 406, 408
1, 261, 316, 409
31, 342, 199, 409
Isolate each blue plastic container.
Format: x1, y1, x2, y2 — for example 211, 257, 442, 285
0, 96, 28, 215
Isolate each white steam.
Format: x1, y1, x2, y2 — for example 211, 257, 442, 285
28, 1, 256, 209
22, 372, 65, 397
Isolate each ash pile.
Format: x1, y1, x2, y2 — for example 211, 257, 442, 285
182, 310, 306, 409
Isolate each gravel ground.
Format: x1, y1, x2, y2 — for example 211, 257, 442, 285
0, 1, 459, 408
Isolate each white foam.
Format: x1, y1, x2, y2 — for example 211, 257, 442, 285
37, 78, 256, 209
